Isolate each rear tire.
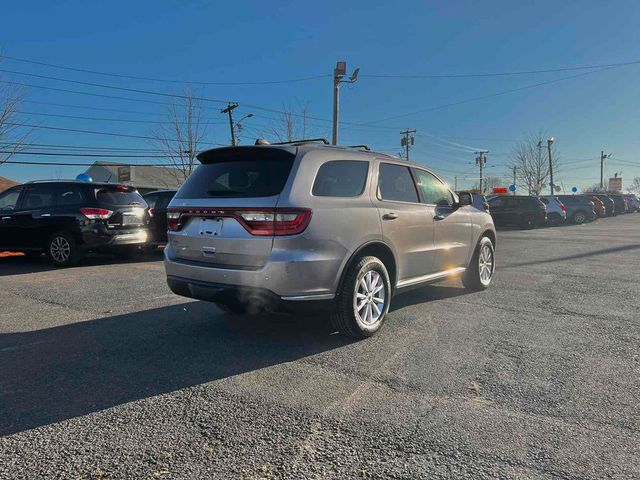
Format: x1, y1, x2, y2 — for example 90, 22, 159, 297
572, 211, 587, 224
46, 231, 81, 267
462, 236, 495, 291
331, 256, 391, 339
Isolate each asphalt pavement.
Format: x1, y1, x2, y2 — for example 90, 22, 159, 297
0, 215, 638, 479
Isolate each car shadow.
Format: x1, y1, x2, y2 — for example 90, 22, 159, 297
390, 284, 470, 311
0, 301, 352, 436
0, 251, 161, 277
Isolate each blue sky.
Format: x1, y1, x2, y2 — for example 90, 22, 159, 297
1, 0, 640, 191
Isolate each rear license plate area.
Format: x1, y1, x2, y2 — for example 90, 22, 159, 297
198, 218, 223, 236
122, 215, 140, 225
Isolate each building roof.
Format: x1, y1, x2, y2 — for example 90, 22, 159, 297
0, 176, 19, 192
85, 162, 185, 190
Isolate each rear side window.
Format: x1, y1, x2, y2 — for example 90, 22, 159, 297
312, 160, 368, 197
378, 163, 419, 203
177, 148, 295, 199
97, 187, 146, 206
21, 184, 55, 209
143, 193, 159, 209
55, 185, 89, 206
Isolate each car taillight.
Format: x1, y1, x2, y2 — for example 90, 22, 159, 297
165, 208, 312, 236
80, 208, 113, 220
167, 210, 183, 231
238, 209, 312, 236
560, 204, 566, 212
148, 208, 156, 217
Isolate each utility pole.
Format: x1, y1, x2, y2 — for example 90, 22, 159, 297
454, 176, 458, 191
332, 61, 360, 145
221, 102, 239, 146
512, 165, 517, 195
400, 129, 416, 161
600, 150, 612, 191
547, 137, 555, 195
475, 150, 488, 193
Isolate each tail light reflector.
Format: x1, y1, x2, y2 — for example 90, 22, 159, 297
166, 208, 312, 236
80, 208, 113, 220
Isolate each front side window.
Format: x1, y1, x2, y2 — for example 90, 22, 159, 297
378, 163, 419, 203
312, 160, 368, 197
0, 187, 23, 212
412, 168, 453, 205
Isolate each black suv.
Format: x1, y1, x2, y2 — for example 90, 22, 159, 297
142, 189, 176, 245
0, 181, 149, 266
487, 195, 547, 228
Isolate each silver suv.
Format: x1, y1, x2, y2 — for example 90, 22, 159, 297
164, 140, 496, 338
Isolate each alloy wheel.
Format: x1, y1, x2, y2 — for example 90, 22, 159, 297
50, 236, 71, 263
354, 270, 386, 326
479, 243, 494, 285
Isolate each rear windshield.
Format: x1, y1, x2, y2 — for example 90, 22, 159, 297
96, 187, 146, 206
177, 149, 295, 199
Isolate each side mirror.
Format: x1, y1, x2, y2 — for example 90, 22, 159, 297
457, 192, 472, 206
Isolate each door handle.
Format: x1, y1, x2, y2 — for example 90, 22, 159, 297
41, 213, 51, 217
382, 212, 398, 220
1, 216, 10, 220
434, 214, 446, 220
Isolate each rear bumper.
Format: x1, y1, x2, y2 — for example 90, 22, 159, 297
163, 247, 340, 300
80, 228, 149, 249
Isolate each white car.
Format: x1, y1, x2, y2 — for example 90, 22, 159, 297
539, 196, 567, 225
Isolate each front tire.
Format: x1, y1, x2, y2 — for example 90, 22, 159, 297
331, 256, 391, 339
46, 231, 81, 267
463, 236, 495, 291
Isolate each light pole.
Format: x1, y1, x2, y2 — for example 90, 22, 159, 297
234, 113, 254, 144
332, 61, 360, 145
600, 150, 612, 191
475, 150, 488, 193
547, 137, 555, 195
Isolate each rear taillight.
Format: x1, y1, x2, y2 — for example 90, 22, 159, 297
80, 208, 113, 220
148, 208, 156, 217
560, 204, 566, 212
165, 208, 312, 236
167, 210, 182, 231
238, 209, 312, 236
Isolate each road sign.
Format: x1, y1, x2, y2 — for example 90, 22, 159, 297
508, 184, 516, 192
609, 177, 623, 192
571, 186, 578, 193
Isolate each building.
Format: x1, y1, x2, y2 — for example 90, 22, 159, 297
0, 175, 19, 192
84, 162, 185, 194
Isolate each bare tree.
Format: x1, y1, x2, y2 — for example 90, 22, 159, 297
267, 100, 312, 143
508, 131, 560, 195
483, 176, 503, 192
152, 89, 207, 182
627, 176, 640, 193
0, 58, 29, 167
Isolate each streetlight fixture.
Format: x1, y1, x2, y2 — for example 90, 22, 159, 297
332, 61, 360, 145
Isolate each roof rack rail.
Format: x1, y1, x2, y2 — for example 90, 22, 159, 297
270, 138, 330, 146
346, 144, 370, 151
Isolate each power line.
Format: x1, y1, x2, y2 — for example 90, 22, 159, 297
4, 122, 224, 145
0, 150, 170, 158
2, 55, 330, 85
16, 110, 227, 126
2, 142, 166, 152
2, 160, 177, 167
362, 59, 640, 79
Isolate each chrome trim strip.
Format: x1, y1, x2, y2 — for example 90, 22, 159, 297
281, 293, 335, 301
396, 267, 466, 289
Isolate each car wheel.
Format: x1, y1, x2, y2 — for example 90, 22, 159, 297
46, 231, 81, 267
463, 236, 495, 291
331, 256, 391, 339
573, 211, 587, 224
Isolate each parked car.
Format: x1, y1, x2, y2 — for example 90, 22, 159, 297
583, 195, 606, 218
587, 194, 616, 217
0, 180, 149, 266
538, 196, 566, 225
163, 141, 497, 338
623, 194, 640, 212
486, 195, 547, 228
469, 193, 490, 212
556, 195, 596, 224
608, 194, 628, 214
143, 189, 177, 245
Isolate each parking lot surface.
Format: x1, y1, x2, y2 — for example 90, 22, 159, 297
0, 216, 638, 479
